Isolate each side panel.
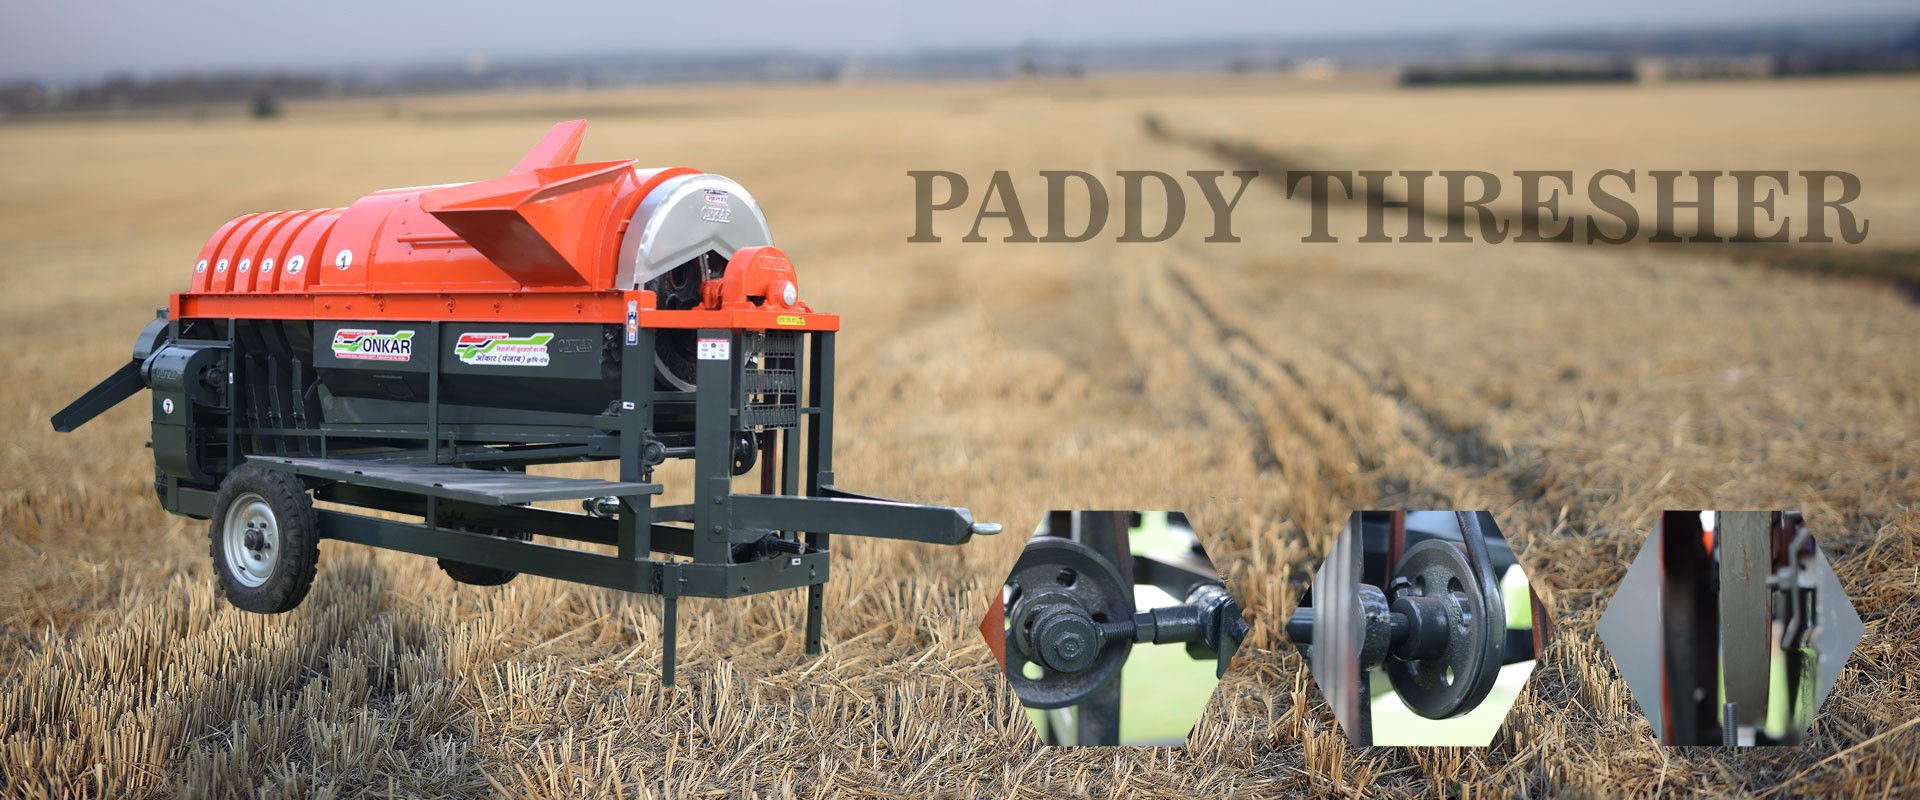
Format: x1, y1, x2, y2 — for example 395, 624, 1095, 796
310, 320, 619, 420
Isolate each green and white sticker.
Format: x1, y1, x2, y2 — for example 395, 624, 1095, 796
455, 332, 554, 367
331, 329, 415, 362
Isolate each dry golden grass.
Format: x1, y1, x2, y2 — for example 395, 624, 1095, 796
2, 74, 1917, 797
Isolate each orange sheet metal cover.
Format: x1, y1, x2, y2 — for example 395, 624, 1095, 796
179, 121, 702, 323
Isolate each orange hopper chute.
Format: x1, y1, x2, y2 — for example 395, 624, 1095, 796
421, 121, 636, 287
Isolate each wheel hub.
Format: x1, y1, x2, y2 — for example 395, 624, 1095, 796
222, 492, 279, 588
1028, 604, 1102, 673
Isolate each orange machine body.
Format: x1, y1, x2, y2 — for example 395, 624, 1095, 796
174, 120, 837, 332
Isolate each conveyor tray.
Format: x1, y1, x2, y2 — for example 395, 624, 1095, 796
255, 457, 662, 506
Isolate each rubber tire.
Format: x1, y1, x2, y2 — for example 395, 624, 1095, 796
209, 464, 321, 614
437, 529, 533, 586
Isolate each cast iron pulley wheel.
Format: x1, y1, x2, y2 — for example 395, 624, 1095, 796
648, 252, 726, 391
1003, 537, 1135, 710
209, 464, 321, 614
1384, 537, 1505, 719
437, 526, 535, 586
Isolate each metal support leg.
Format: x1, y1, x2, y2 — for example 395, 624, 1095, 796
1063, 510, 1132, 745
804, 331, 835, 658
806, 584, 824, 656
225, 324, 240, 474
425, 321, 441, 527
618, 322, 655, 561
660, 558, 683, 688
692, 328, 734, 567
1073, 669, 1124, 746
662, 595, 679, 688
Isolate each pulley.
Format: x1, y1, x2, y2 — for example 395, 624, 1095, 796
1384, 538, 1503, 718
1002, 538, 1135, 710
618, 173, 774, 392
1288, 511, 1506, 721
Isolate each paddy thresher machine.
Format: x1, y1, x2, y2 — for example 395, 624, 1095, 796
51, 120, 1000, 685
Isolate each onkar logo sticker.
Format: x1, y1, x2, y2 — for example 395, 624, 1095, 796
455, 332, 554, 366
331, 329, 415, 361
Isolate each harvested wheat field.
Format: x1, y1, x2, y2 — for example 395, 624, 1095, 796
3, 74, 1918, 797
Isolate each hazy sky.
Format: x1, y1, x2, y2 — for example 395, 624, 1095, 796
3, 0, 1916, 82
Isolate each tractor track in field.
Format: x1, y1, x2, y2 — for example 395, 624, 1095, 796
1115, 248, 1593, 542
1157, 266, 1368, 476
1129, 110, 1621, 536
1117, 256, 1351, 486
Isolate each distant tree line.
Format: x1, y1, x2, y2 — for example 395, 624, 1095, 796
4, 21, 1916, 116
1402, 60, 1637, 87
0, 57, 846, 119
1403, 21, 1920, 87
0, 72, 333, 117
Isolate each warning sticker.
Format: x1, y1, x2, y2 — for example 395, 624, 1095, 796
455, 332, 554, 367
331, 329, 415, 362
697, 338, 730, 361
776, 314, 805, 327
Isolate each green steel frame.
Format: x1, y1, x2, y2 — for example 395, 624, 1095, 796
156, 317, 992, 686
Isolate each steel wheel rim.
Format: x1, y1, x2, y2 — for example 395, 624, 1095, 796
223, 491, 279, 587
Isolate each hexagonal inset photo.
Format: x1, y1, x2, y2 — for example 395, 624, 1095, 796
1597, 510, 1864, 747
978, 510, 1249, 746
1287, 510, 1552, 746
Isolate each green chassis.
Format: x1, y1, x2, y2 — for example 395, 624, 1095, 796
152, 321, 990, 687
